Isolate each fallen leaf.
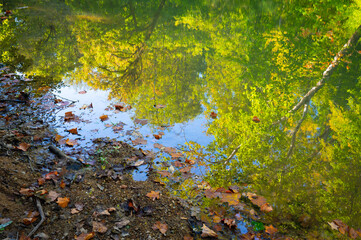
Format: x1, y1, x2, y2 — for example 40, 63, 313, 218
247, 192, 272, 211
134, 118, 148, 125
252, 116, 260, 123
328, 221, 339, 231
133, 160, 145, 167
36, 189, 48, 195
23, 211, 39, 225
152, 221, 168, 235
184, 234, 194, 240
65, 111, 75, 121
220, 193, 241, 205
240, 232, 255, 240
19, 188, 34, 197
60, 180, 66, 189
158, 171, 171, 177
66, 138, 78, 147
154, 143, 165, 149
213, 215, 222, 223
38, 178, 45, 185
146, 191, 160, 201
99, 115, 108, 121
155, 104, 166, 109
224, 218, 236, 228
75, 232, 95, 240
235, 213, 243, 220
115, 219, 130, 229
57, 197, 70, 208
210, 112, 217, 119
114, 104, 124, 110
75, 203, 84, 211
265, 225, 278, 235
180, 166, 192, 173
45, 171, 58, 180
78, 90, 87, 94
153, 134, 162, 139
71, 208, 80, 214
55, 134, 64, 142
68, 128, 78, 134
132, 138, 147, 145
99, 210, 110, 216
47, 190, 60, 202
201, 224, 217, 238
16, 142, 30, 151
92, 221, 108, 233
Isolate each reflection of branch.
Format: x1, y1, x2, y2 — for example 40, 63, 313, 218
276, 24, 361, 124
287, 101, 309, 158
224, 143, 242, 164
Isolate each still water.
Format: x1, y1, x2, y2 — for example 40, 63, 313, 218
2, 0, 361, 238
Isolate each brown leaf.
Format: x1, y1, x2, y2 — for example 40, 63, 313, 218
260, 203, 273, 212
57, 197, 70, 208
66, 138, 78, 147
154, 143, 165, 149
99, 115, 108, 121
19, 188, 34, 197
68, 128, 78, 134
55, 134, 64, 142
65, 111, 75, 121
152, 221, 168, 235
114, 104, 124, 110
146, 191, 160, 201
45, 171, 58, 180
240, 232, 255, 240
75, 232, 95, 240
265, 225, 278, 235
38, 178, 45, 185
71, 208, 80, 214
184, 234, 194, 240
132, 138, 147, 145
158, 171, 171, 177
220, 193, 241, 205
210, 112, 217, 119
179, 166, 192, 173
153, 134, 162, 140
155, 104, 166, 109
134, 118, 148, 125
16, 142, 30, 151
92, 221, 108, 233
252, 116, 260, 123
47, 190, 60, 202
201, 224, 217, 238
223, 218, 236, 228
78, 90, 87, 94
23, 211, 39, 225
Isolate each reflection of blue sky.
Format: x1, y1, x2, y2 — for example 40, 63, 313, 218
53, 84, 214, 180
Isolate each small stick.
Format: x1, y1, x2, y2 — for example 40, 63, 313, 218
28, 198, 45, 237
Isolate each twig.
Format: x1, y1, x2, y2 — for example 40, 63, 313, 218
0, 99, 27, 103
49, 145, 84, 165
286, 101, 309, 158
27, 198, 45, 237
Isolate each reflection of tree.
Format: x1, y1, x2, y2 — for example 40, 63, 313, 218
170, 0, 361, 237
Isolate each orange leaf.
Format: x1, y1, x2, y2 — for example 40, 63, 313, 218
64, 111, 75, 121
68, 128, 78, 134
60, 180, 66, 189
45, 171, 58, 180
146, 191, 160, 201
152, 221, 168, 235
38, 177, 45, 185
57, 197, 70, 208
220, 193, 241, 206
132, 138, 147, 145
265, 225, 278, 235
210, 112, 217, 119
99, 115, 108, 121
55, 134, 64, 142
75, 232, 95, 240
66, 138, 78, 146
252, 116, 260, 123
153, 134, 162, 140
17, 142, 30, 151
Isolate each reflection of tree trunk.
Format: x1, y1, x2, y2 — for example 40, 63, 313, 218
277, 24, 361, 124
287, 101, 309, 158
111, 0, 166, 82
